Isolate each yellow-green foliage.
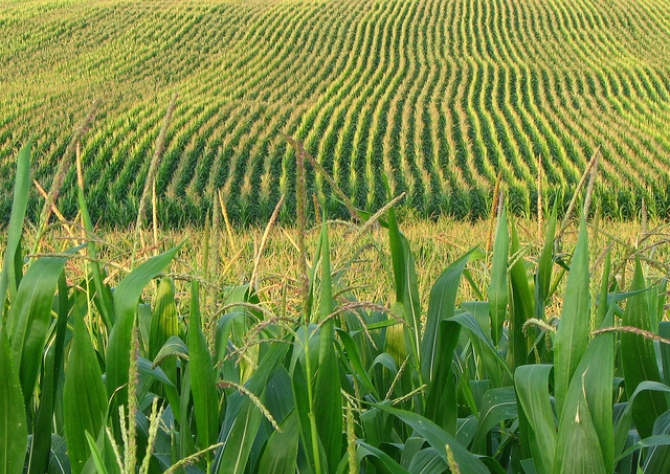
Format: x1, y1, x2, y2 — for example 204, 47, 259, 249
2, 0, 670, 225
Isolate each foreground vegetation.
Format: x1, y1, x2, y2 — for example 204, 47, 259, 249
2, 143, 670, 473
2, 0, 670, 224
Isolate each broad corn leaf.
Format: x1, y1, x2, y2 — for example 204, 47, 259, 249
515, 365, 556, 474
106, 245, 180, 423
554, 218, 589, 417
554, 333, 614, 473
7, 255, 67, 408
314, 221, 342, 473
0, 324, 27, 474
621, 258, 666, 439
421, 248, 478, 384
509, 220, 534, 369
257, 410, 300, 474
63, 302, 108, 474
187, 281, 219, 451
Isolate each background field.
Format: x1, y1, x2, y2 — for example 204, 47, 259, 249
2, 0, 670, 225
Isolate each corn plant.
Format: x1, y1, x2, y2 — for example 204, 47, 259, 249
2, 142, 670, 473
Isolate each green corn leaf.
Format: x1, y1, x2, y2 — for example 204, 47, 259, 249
336, 328, 379, 399
387, 205, 422, 374
406, 447, 449, 474
83, 432, 110, 474
614, 381, 670, 461
0, 142, 31, 315
472, 387, 518, 454
149, 278, 179, 361
216, 343, 290, 474
595, 252, 611, 329
514, 365, 556, 474
257, 410, 300, 474
489, 203, 509, 346
641, 409, 670, 472
424, 317, 460, 435
76, 168, 114, 329
554, 218, 590, 417
0, 323, 27, 474
451, 311, 513, 383
314, 221, 342, 473
356, 441, 412, 474
508, 220, 534, 369
6, 255, 67, 408
375, 404, 490, 474
621, 258, 667, 439
64, 301, 108, 474
554, 333, 614, 473
553, 382, 606, 474
27, 273, 70, 474
187, 281, 220, 452
535, 204, 557, 321
106, 245, 181, 425
150, 277, 179, 397
421, 247, 478, 384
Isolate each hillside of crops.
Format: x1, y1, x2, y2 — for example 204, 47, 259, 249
2, 0, 670, 225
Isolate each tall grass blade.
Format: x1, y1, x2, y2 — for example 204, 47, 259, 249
514, 365, 556, 474
554, 218, 590, 417
64, 298, 108, 474
508, 220, 533, 369
535, 204, 557, 321
387, 205, 422, 374
27, 274, 69, 474
621, 258, 667, 438
106, 245, 181, 427
489, 204, 508, 346
6, 255, 67, 407
356, 442, 412, 474
0, 142, 31, 316
0, 323, 27, 474
421, 248, 478, 383
314, 220, 343, 473
187, 281, 219, 453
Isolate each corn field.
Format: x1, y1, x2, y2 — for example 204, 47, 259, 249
2, 0, 670, 225
2, 140, 670, 473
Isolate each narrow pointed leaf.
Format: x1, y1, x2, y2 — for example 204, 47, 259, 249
515, 365, 556, 474
0, 142, 31, 313
421, 247, 478, 383
489, 204, 509, 346
106, 245, 180, 414
621, 259, 667, 439
7, 255, 67, 408
64, 304, 108, 474
0, 325, 27, 474
509, 220, 534, 369
187, 281, 219, 451
554, 218, 590, 417
314, 221, 342, 473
